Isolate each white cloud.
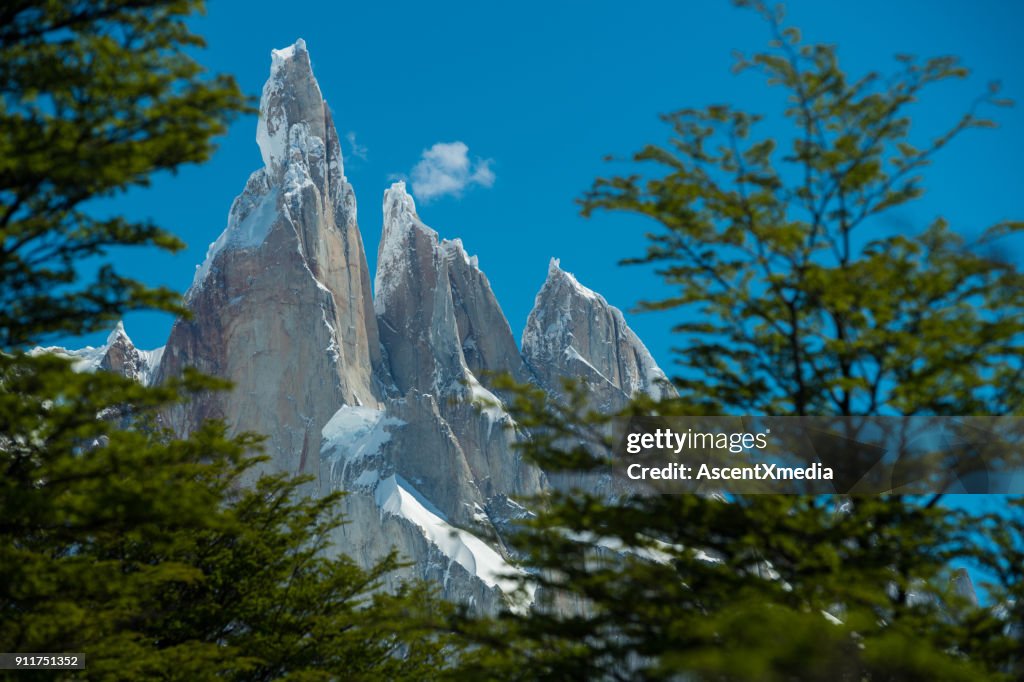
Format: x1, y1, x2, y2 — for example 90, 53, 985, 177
410, 141, 495, 202
345, 131, 368, 161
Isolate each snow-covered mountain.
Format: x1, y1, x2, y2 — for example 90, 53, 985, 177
33, 321, 163, 385
523, 257, 673, 411
38, 40, 674, 612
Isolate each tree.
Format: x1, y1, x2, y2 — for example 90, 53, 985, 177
0, 357, 456, 680
451, 2, 1024, 679
0, 0, 247, 348
582, 2, 1023, 419
969, 498, 1024, 675
1, 2, 454, 679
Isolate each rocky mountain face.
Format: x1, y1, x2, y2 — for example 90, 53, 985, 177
523, 258, 672, 411
521, 258, 674, 494
154, 39, 383, 486
374, 182, 544, 505
43, 40, 673, 613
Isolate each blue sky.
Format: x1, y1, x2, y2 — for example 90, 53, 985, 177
91, 0, 1022, 411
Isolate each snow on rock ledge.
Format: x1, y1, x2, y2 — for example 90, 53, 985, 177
189, 171, 277, 293
373, 474, 529, 601
322, 405, 402, 463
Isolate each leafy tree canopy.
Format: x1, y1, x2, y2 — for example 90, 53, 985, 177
0, 0, 250, 348
451, 2, 1024, 679
581, 0, 1023, 418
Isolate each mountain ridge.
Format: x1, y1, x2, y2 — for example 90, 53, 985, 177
36, 39, 674, 612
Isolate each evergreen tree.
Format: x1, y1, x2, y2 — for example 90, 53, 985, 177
0, 356, 456, 680
451, 2, 1023, 679
0, 0, 249, 348
1, 2, 455, 679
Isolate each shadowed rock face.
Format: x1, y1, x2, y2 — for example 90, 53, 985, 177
374, 183, 464, 398
155, 40, 382, 482
442, 237, 534, 391
98, 322, 148, 382
374, 182, 546, 503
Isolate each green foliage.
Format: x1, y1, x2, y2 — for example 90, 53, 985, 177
965, 498, 1024, 675
581, 1, 1024, 418
452, 2, 1024, 679
1, 353, 456, 681
0, 0, 251, 348
456, 382, 1001, 680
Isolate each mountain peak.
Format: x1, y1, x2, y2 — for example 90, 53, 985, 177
524, 259, 673, 402
105, 319, 130, 347
270, 38, 307, 68
440, 238, 479, 270
256, 38, 326, 179
376, 182, 441, 321
383, 181, 418, 222
543, 257, 600, 302
163, 35, 384, 484
380, 181, 440, 259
